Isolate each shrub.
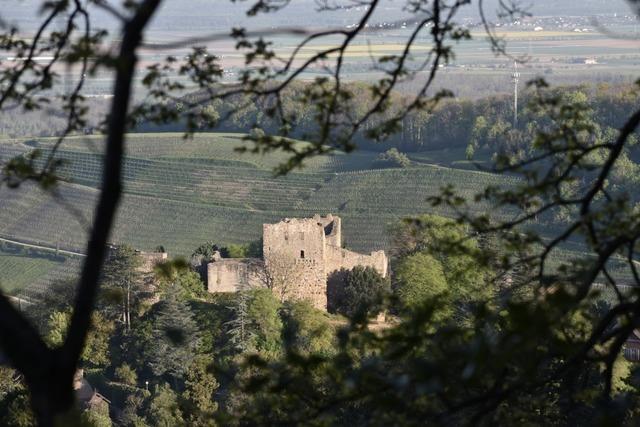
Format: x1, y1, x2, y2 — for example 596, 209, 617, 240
373, 148, 411, 168
281, 300, 336, 356
175, 270, 207, 299
331, 266, 389, 318
115, 363, 138, 386
249, 127, 266, 140
225, 243, 248, 258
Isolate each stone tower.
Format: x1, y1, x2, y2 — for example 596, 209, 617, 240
262, 214, 333, 308
262, 214, 387, 310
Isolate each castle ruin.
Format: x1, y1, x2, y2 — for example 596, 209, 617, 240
207, 214, 388, 310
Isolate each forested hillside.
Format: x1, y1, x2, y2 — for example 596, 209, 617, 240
4, 83, 637, 158
141, 83, 640, 154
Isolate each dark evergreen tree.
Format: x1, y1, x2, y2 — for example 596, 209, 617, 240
100, 244, 144, 332
225, 288, 256, 353
147, 287, 199, 382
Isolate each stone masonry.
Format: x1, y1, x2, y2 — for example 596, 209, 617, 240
138, 251, 168, 273
207, 258, 264, 293
207, 214, 388, 310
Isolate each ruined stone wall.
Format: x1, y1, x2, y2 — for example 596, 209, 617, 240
270, 258, 327, 309
138, 251, 168, 274
262, 216, 334, 309
207, 258, 263, 293
315, 214, 342, 248
324, 246, 388, 278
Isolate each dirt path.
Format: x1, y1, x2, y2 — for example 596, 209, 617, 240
0, 236, 85, 257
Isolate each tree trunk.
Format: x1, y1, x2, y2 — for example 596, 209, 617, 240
122, 284, 127, 326
25, 2, 163, 424
126, 281, 131, 331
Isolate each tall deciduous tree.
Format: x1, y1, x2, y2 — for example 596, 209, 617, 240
0, 2, 162, 421
45, 310, 115, 368
394, 252, 449, 315
391, 214, 491, 304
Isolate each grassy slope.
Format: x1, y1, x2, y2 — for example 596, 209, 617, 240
0, 245, 80, 295
0, 133, 520, 257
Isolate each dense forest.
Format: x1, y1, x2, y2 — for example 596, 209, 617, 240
5, 83, 637, 163
135, 82, 640, 156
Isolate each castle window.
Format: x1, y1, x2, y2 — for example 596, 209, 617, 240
300, 250, 305, 259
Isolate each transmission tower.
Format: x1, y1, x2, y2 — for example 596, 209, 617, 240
511, 61, 520, 128
56, 11, 73, 97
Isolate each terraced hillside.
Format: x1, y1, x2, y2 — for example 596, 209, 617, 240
0, 133, 518, 257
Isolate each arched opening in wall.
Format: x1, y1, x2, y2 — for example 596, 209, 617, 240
300, 250, 305, 259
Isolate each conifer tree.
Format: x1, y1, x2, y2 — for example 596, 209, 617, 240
101, 245, 144, 332
147, 287, 199, 381
334, 266, 389, 318
225, 287, 256, 353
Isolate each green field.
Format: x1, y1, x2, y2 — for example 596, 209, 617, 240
0, 133, 519, 258
0, 244, 81, 295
